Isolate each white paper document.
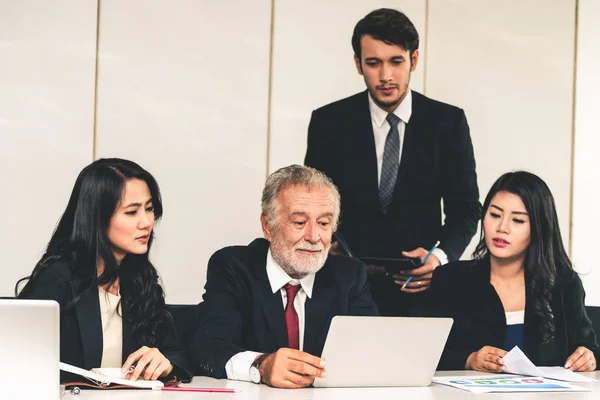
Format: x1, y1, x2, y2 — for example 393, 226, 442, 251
503, 346, 597, 383
60, 362, 164, 388
433, 375, 590, 394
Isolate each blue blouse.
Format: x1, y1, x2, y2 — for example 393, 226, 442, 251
504, 310, 525, 352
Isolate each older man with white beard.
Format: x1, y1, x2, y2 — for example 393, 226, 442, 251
191, 165, 379, 388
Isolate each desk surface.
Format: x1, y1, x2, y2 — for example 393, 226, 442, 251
61, 371, 600, 400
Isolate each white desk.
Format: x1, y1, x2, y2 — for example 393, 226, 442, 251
62, 371, 600, 400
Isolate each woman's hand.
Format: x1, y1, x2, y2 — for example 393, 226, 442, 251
465, 346, 508, 372
565, 346, 596, 372
121, 346, 173, 380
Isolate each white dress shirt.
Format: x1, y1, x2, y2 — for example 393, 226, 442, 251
224, 249, 316, 382
368, 89, 448, 266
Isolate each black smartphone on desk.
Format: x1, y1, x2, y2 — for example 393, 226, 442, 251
359, 256, 422, 274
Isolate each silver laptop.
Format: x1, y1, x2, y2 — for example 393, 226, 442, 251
314, 316, 453, 388
0, 299, 60, 398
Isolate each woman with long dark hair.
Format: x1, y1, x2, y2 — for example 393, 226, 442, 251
16, 158, 191, 382
420, 171, 598, 372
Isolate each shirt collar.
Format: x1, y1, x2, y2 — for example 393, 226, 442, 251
266, 249, 315, 298
368, 88, 412, 128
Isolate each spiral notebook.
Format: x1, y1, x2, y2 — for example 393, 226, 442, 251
60, 362, 173, 389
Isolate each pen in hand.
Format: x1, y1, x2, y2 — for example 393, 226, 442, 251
125, 361, 138, 376
401, 241, 440, 290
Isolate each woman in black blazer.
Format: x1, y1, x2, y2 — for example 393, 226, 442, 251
15, 158, 191, 382
420, 171, 598, 372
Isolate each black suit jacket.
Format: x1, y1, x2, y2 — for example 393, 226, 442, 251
191, 238, 378, 378
305, 90, 481, 316
416, 259, 600, 370
305, 90, 480, 262
21, 259, 192, 382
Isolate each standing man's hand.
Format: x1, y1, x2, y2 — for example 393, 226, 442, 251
392, 247, 440, 293
259, 348, 327, 388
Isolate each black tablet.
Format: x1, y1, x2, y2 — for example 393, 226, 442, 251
359, 256, 422, 273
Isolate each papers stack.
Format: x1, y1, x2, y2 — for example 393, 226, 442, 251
433, 347, 596, 393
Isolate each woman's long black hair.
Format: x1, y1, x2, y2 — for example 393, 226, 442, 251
16, 158, 169, 347
473, 171, 575, 344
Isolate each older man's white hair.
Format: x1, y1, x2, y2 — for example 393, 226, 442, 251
261, 164, 341, 231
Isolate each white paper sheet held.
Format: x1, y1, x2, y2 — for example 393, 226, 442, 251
503, 346, 596, 383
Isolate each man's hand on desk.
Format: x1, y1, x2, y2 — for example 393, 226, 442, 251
392, 247, 440, 293
258, 348, 327, 388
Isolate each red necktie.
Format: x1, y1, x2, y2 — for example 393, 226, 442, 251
284, 283, 301, 350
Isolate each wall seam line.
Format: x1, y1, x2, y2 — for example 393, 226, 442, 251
265, 0, 276, 178
92, 0, 102, 160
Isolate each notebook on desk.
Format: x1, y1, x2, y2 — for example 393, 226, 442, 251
60, 362, 172, 389
314, 316, 453, 388
0, 299, 60, 398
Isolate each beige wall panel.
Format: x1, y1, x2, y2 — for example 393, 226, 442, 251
0, 0, 96, 296
427, 0, 575, 261
95, 0, 271, 303
573, 0, 600, 305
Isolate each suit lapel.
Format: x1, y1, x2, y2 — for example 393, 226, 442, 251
393, 90, 422, 204
351, 91, 380, 211
71, 281, 103, 369
304, 267, 337, 356
257, 275, 288, 349
248, 240, 289, 349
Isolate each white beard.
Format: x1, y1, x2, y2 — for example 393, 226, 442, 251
269, 234, 330, 278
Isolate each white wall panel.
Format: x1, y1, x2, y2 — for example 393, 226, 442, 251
95, 0, 271, 303
572, 0, 600, 305
3, 0, 594, 307
427, 0, 576, 262
269, 0, 426, 172
0, 0, 96, 296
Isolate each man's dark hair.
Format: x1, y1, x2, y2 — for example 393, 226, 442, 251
352, 8, 419, 61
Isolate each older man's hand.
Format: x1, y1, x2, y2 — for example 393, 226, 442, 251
259, 348, 327, 389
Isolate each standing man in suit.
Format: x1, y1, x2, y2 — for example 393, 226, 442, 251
191, 165, 378, 388
305, 8, 480, 316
